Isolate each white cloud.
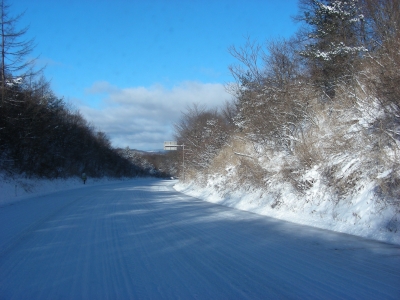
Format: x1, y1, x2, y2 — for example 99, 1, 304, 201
85, 81, 120, 94
79, 81, 231, 150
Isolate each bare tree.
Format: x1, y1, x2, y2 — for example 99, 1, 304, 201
221, 99, 238, 128
174, 104, 231, 174
229, 37, 310, 151
0, 0, 36, 102
361, 0, 400, 113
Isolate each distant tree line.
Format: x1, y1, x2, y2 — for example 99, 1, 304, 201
117, 147, 178, 178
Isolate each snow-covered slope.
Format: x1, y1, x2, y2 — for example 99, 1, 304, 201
174, 167, 400, 246
174, 92, 400, 246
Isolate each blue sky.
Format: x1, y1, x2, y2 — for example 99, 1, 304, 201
12, 0, 299, 150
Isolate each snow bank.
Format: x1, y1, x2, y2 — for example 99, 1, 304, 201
174, 174, 400, 246
0, 174, 131, 206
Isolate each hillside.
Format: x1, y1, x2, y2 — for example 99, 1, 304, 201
172, 0, 400, 244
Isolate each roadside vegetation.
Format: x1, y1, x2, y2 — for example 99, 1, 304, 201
173, 0, 400, 233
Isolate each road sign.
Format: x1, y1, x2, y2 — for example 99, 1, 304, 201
163, 141, 186, 180
164, 141, 178, 151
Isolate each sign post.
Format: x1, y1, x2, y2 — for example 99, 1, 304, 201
164, 141, 186, 181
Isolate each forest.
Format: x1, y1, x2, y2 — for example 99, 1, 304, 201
0, 0, 154, 179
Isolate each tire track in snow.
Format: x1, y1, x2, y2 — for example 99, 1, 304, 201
0, 192, 89, 260
0, 179, 399, 299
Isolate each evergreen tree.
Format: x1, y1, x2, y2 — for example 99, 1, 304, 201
297, 0, 367, 99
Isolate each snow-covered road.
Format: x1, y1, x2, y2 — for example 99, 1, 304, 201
0, 178, 399, 299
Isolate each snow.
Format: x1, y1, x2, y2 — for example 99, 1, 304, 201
377, 169, 393, 179
0, 178, 399, 299
174, 173, 400, 246
0, 173, 128, 206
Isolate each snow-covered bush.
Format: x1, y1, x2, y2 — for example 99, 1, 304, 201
174, 0, 400, 242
